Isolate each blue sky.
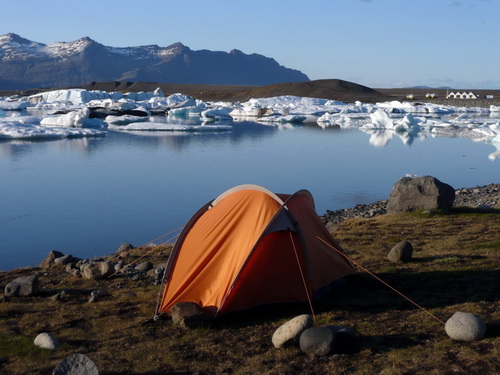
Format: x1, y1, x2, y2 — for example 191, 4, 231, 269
2, 0, 499, 88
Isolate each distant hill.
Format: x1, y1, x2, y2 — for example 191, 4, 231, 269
82, 79, 393, 103
0, 33, 309, 90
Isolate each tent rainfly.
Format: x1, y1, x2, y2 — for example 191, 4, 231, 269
155, 185, 356, 319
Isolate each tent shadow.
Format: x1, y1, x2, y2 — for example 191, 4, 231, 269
316, 269, 499, 314
411, 255, 487, 263
215, 302, 312, 329
356, 333, 433, 354
485, 321, 500, 338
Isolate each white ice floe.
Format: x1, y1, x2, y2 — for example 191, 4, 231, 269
27, 88, 164, 107
0, 99, 31, 111
240, 96, 346, 118
201, 107, 233, 120
105, 114, 150, 125
229, 107, 274, 117
107, 122, 232, 132
40, 108, 107, 128
0, 121, 106, 139
0, 115, 45, 124
256, 114, 307, 124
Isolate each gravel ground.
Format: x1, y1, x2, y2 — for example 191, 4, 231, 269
322, 183, 500, 225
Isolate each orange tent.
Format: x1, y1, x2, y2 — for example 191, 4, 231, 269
156, 185, 356, 318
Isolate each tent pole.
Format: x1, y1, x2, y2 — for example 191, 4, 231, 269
289, 231, 316, 322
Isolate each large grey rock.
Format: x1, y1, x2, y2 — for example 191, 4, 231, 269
39, 250, 65, 268
299, 326, 336, 356
171, 302, 212, 329
387, 240, 414, 262
445, 311, 486, 342
53, 353, 99, 375
387, 176, 455, 214
4, 274, 39, 297
272, 314, 313, 348
34, 332, 59, 350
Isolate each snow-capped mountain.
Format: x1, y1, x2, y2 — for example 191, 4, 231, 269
0, 33, 309, 89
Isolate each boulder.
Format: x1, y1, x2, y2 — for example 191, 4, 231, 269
272, 314, 313, 348
171, 302, 212, 329
299, 326, 336, 356
39, 250, 65, 268
34, 332, 59, 350
4, 275, 39, 297
53, 353, 99, 375
387, 241, 414, 262
445, 311, 486, 342
82, 264, 103, 280
98, 262, 114, 278
387, 176, 455, 214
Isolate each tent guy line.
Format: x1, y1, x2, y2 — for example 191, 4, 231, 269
316, 236, 446, 326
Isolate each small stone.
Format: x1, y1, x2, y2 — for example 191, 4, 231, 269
65, 263, 75, 272
114, 260, 124, 271
445, 311, 486, 342
34, 332, 59, 350
116, 243, 135, 253
135, 261, 153, 272
119, 291, 137, 299
272, 314, 313, 348
171, 302, 212, 329
50, 293, 62, 301
54, 255, 75, 265
53, 353, 99, 375
118, 251, 130, 259
387, 241, 413, 263
39, 250, 65, 268
299, 326, 336, 356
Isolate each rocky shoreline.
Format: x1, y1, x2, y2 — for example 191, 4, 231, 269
322, 183, 500, 225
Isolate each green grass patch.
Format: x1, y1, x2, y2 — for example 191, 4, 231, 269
0, 334, 52, 363
472, 240, 500, 250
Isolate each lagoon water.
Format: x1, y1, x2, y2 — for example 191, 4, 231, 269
1, 115, 499, 270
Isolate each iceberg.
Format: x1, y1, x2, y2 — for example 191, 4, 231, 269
40, 108, 107, 128
0, 121, 106, 139
0, 99, 31, 111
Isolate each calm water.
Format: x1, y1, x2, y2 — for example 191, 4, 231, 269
1, 116, 499, 270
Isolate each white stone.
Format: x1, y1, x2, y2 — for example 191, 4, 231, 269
445, 311, 486, 342
272, 314, 313, 348
34, 332, 59, 350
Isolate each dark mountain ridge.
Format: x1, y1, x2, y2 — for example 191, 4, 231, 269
0, 33, 309, 89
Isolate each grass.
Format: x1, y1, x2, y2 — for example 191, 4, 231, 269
0, 211, 499, 374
